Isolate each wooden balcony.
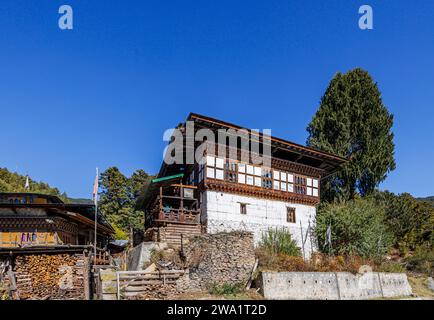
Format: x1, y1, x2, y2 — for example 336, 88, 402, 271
155, 208, 200, 225
151, 184, 200, 226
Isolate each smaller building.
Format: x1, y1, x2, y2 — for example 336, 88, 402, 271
0, 193, 114, 249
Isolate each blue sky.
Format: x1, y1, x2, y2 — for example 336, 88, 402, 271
0, 0, 433, 198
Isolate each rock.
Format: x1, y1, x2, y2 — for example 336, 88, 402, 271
428, 277, 434, 292
143, 263, 157, 273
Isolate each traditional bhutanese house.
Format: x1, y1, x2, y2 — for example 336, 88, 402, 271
0, 193, 114, 249
139, 113, 347, 257
0, 193, 115, 300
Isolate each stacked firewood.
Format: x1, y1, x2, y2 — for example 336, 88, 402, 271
14, 254, 85, 300
134, 284, 177, 300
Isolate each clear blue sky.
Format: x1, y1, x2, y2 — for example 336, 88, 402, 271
1, 1, 433, 198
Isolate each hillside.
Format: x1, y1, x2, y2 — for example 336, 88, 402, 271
68, 198, 93, 204
0, 167, 68, 201
418, 196, 434, 206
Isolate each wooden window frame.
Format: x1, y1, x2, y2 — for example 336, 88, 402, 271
239, 202, 247, 215
287, 207, 296, 223
294, 174, 307, 195
205, 154, 319, 197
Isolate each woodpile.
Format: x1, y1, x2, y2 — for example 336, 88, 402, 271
118, 270, 185, 300
13, 253, 87, 300
134, 284, 177, 300
149, 224, 202, 248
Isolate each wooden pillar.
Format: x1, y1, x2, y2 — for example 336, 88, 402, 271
180, 185, 184, 222
159, 186, 163, 220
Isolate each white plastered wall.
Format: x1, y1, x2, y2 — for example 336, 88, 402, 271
202, 190, 317, 259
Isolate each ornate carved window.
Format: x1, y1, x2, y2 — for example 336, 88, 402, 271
294, 175, 307, 195
287, 207, 296, 223
225, 160, 237, 183
261, 168, 272, 189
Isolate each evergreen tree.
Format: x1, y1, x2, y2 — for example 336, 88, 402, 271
307, 68, 395, 200
98, 167, 152, 238
98, 167, 130, 232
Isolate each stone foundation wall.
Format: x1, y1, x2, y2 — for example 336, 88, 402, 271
183, 231, 256, 290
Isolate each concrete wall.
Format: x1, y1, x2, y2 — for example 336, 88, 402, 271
203, 191, 316, 257
259, 272, 412, 300
379, 273, 413, 298
126, 242, 167, 271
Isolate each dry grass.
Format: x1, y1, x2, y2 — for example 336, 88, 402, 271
171, 289, 263, 300
408, 276, 434, 299
256, 249, 376, 274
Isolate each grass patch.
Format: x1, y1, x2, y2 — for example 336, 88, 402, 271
208, 282, 245, 296
408, 276, 434, 299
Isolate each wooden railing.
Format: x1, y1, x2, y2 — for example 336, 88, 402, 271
94, 248, 111, 265
157, 208, 200, 224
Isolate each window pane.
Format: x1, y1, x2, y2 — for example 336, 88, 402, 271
254, 177, 262, 187
216, 157, 224, 169
215, 169, 224, 180
254, 167, 262, 176
206, 156, 215, 167
238, 163, 246, 173
206, 168, 215, 179
273, 180, 280, 190
238, 174, 246, 184
273, 170, 280, 180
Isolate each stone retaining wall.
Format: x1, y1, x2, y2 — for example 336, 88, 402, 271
183, 231, 256, 290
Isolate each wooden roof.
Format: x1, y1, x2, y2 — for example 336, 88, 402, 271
0, 193, 114, 234
159, 113, 347, 178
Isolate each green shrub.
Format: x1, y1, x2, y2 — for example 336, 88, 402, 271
373, 191, 434, 253
208, 282, 244, 296
315, 197, 393, 259
259, 228, 301, 256
405, 245, 434, 276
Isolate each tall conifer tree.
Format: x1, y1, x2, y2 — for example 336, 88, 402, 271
307, 68, 395, 200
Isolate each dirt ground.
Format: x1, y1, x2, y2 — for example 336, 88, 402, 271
168, 288, 264, 300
